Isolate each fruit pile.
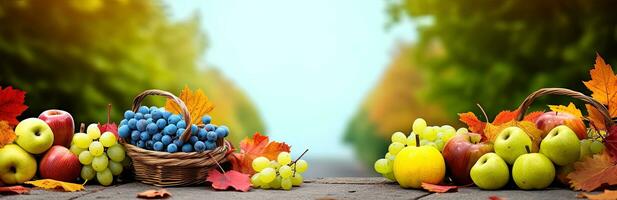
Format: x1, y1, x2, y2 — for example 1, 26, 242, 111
117, 106, 229, 153
70, 124, 129, 186
250, 152, 308, 190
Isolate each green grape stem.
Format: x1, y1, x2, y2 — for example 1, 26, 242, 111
291, 149, 309, 176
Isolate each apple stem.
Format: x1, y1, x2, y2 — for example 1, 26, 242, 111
415, 134, 420, 147
525, 145, 531, 154
107, 103, 112, 124
80, 123, 85, 133
476, 103, 489, 122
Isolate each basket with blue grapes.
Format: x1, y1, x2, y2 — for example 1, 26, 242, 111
117, 89, 231, 186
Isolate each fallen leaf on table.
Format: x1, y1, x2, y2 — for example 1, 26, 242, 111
165, 85, 214, 125
206, 169, 251, 192
0, 86, 28, 127
578, 189, 617, 200
420, 182, 457, 193
568, 151, 617, 191
25, 179, 84, 192
458, 109, 542, 141
583, 54, 617, 118
0, 120, 16, 148
0, 185, 30, 194
228, 132, 290, 174
488, 196, 506, 200
549, 102, 583, 118
137, 188, 171, 199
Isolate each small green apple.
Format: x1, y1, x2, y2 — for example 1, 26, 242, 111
512, 147, 555, 190
494, 127, 532, 165
470, 153, 509, 190
540, 125, 580, 166
15, 118, 54, 154
0, 144, 37, 184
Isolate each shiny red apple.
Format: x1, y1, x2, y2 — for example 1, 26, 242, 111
442, 132, 493, 185
39, 145, 81, 182
39, 109, 74, 147
535, 111, 586, 139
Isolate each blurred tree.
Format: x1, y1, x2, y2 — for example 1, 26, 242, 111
0, 0, 265, 144
386, 0, 617, 116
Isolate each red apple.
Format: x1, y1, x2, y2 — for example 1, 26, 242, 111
442, 132, 493, 185
39, 109, 75, 147
39, 145, 81, 182
535, 111, 586, 139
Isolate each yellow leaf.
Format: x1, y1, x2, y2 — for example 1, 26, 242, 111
548, 102, 583, 118
0, 121, 16, 148
25, 179, 84, 192
483, 121, 542, 152
583, 54, 617, 117
164, 85, 215, 125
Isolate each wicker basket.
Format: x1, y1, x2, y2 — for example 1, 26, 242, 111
121, 89, 230, 187
515, 87, 614, 128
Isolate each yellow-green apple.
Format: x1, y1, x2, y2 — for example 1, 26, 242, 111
39, 109, 74, 147
512, 146, 555, 190
535, 111, 586, 139
494, 127, 532, 165
540, 125, 580, 166
470, 153, 509, 190
442, 132, 493, 184
0, 144, 37, 184
39, 145, 81, 182
15, 118, 54, 154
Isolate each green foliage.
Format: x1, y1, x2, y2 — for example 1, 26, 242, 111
387, 0, 617, 115
0, 0, 264, 144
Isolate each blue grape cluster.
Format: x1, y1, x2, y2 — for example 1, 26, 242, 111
118, 106, 229, 153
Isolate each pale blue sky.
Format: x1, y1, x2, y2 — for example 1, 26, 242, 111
165, 0, 416, 159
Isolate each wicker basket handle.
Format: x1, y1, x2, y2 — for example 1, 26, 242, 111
516, 88, 614, 128
132, 89, 192, 142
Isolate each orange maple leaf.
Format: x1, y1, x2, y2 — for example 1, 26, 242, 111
25, 179, 84, 192
137, 189, 171, 199
587, 104, 607, 131
458, 109, 542, 141
0, 121, 16, 148
583, 54, 617, 117
458, 112, 485, 134
578, 189, 617, 200
165, 86, 215, 125
228, 132, 291, 174
549, 102, 583, 118
568, 151, 617, 192
420, 182, 457, 193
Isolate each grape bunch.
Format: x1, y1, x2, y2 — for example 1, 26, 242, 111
117, 106, 229, 153
250, 152, 308, 190
70, 124, 128, 186
374, 118, 466, 181
580, 130, 607, 158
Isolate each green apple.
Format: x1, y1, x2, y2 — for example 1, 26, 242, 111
15, 118, 54, 154
494, 127, 532, 164
512, 149, 555, 190
0, 144, 37, 184
540, 125, 580, 166
470, 153, 509, 190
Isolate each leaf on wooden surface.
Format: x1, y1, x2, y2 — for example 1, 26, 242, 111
137, 189, 171, 199
549, 102, 583, 118
0, 86, 28, 127
568, 151, 617, 191
0, 120, 16, 148
583, 54, 617, 117
229, 132, 291, 174
488, 196, 507, 200
206, 169, 251, 192
0, 185, 30, 194
578, 190, 617, 200
164, 85, 215, 125
25, 179, 84, 192
420, 182, 457, 193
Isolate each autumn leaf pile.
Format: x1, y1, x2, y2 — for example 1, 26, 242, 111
459, 54, 617, 194
0, 86, 27, 148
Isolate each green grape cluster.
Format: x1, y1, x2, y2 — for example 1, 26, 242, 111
70, 124, 129, 186
250, 152, 308, 190
374, 118, 465, 181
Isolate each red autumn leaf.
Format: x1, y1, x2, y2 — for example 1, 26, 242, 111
488, 196, 507, 200
578, 189, 617, 200
206, 169, 251, 192
567, 150, 617, 191
0, 86, 28, 127
0, 185, 30, 194
458, 112, 485, 134
604, 126, 617, 159
522, 111, 544, 122
137, 189, 171, 199
229, 132, 291, 174
459, 109, 541, 141
420, 182, 457, 193
98, 104, 118, 139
